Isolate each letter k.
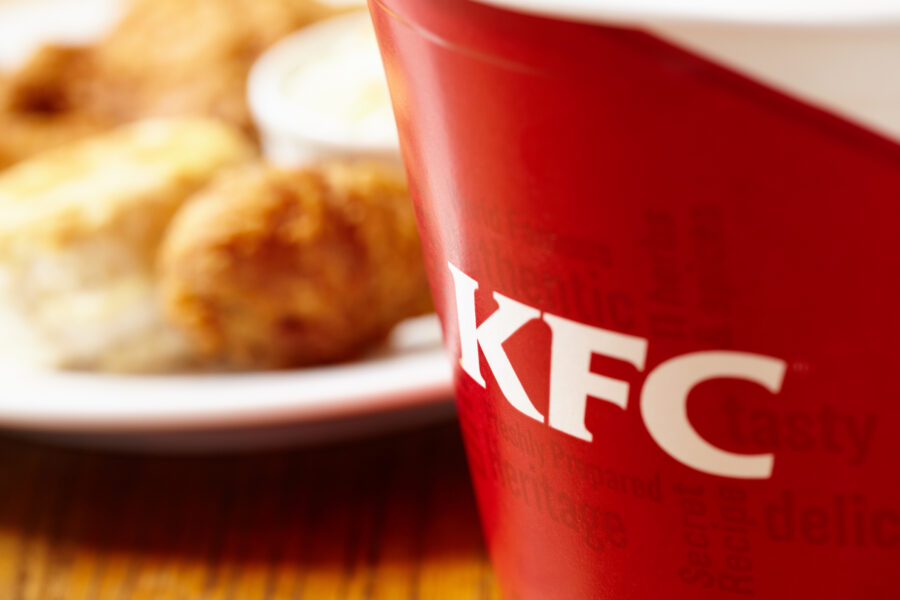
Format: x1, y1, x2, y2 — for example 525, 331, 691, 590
448, 261, 544, 422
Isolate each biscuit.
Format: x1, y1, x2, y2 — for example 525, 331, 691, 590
0, 118, 255, 370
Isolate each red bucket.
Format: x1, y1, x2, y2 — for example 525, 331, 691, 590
369, 0, 900, 597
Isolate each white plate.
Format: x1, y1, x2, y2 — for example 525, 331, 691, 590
0, 315, 455, 450
0, 1, 455, 450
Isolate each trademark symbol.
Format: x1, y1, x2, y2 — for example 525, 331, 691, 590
790, 361, 812, 374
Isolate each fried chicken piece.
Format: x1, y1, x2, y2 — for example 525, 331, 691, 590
70, 0, 339, 135
0, 118, 255, 371
0, 46, 109, 168
159, 161, 432, 368
0, 0, 339, 168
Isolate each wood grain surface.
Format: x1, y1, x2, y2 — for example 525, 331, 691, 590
0, 421, 500, 599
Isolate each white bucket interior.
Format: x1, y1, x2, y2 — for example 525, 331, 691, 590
649, 24, 900, 143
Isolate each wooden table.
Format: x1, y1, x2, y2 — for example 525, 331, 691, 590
0, 421, 500, 599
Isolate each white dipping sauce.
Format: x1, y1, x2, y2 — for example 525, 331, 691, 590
281, 18, 397, 147
249, 11, 400, 166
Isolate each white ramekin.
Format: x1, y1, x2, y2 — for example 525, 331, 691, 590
248, 10, 401, 166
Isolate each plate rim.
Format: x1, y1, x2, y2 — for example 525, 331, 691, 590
0, 346, 454, 433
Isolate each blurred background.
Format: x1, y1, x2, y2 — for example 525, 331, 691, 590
0, 1, 493, 598
0, 0, 453, 447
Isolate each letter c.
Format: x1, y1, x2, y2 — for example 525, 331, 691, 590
641, 351, 787, 479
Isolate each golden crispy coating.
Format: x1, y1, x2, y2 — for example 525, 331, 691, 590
0, 46, 87, 113
69, 0, 338, 134
160, 161, 432, 368
0, 0, 339, 167
0, 47, 109, 168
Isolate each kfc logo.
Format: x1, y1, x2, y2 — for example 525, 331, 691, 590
448, 261, 788, 480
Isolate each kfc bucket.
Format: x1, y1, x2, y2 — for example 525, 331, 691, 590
367, 0, 900, 597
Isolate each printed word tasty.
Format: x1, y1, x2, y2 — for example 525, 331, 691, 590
448, 262, 788, 480
723, 398, 877, 466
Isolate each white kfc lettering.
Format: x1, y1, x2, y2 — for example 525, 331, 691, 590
448, 262, 544, 422
641, 352, 787, 479
447, 261, 788, 480
543, 314, 647, 442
